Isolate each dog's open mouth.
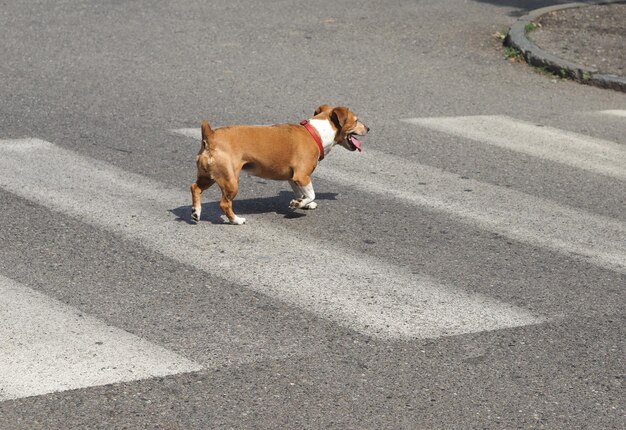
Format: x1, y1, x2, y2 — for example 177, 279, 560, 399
346, 134, 362, 152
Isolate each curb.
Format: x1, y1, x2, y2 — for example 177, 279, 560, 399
504, 0, 626, 92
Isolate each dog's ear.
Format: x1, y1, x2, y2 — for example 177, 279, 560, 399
330, 107, 350, 142
314, 104, 332, 116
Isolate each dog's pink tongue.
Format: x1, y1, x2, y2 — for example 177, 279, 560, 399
347, 135, 362, 152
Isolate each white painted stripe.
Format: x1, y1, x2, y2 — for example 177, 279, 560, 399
172, 128, 202, 139
0, 275, 201, 401
0, 139, 544, 340
597, 109, 626, 118
403, 116, 626, 179
172, 129, 626, 274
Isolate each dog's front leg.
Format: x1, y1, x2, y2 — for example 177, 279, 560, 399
289, 180, 304, 199
289, 178, 317, 210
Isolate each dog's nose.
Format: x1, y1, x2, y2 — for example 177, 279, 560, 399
366, 126, 370, 133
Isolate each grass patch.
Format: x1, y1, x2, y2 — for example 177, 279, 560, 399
504, 46, 522, 61
524, 22, 539, 34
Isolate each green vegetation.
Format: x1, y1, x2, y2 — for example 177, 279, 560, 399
504, 46, 522, 60
494, 30, 507, 41
524, 22, 539, 34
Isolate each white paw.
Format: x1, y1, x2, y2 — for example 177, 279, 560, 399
289, 199, 304, 209
191, 207, 201, 222
230, 216, 246, 225
303, 201, 317, 210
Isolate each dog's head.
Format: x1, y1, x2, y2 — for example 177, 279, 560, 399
313, 105, 369, 152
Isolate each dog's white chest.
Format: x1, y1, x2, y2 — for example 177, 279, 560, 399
307, 119, 336, 151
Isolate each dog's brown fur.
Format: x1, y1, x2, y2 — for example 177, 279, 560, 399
191, 105, 368, 224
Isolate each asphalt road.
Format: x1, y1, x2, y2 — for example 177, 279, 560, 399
0, 0, 624, 428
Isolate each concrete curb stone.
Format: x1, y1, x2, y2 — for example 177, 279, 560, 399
505, 0, 626, 92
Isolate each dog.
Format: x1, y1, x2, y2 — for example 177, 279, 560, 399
190, 104, 369, 224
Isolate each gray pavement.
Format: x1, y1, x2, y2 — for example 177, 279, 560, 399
0, 0, 625, 428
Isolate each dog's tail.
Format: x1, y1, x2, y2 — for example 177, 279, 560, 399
200, 120, 214, 151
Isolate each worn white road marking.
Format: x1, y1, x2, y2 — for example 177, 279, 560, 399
173, 129, 626, 274
0, 275, 201, 401
597, 110, 626, 118
172, 128, 203, 139
0, 138, 544, 341
403, 116, 626, 179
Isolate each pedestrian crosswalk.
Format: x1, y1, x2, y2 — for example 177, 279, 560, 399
403, 115, 625, 179
173, 121, 626, 274
0, 111, 624, 401
0, 275, 200, 401
0, 139, 545, 341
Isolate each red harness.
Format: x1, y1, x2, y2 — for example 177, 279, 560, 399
300, 120, 325, 161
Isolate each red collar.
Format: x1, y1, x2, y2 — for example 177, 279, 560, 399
300, 120, 325, 161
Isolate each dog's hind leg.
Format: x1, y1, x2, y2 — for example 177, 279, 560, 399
216, 175, 246, 225
191, 176, 215, 222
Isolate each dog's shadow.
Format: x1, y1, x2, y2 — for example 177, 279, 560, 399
170, 191, 338, 224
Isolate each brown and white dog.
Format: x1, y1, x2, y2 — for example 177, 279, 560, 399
191, 104, 369, 224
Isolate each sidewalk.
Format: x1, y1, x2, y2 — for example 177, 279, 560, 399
505, 1, 626, 92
